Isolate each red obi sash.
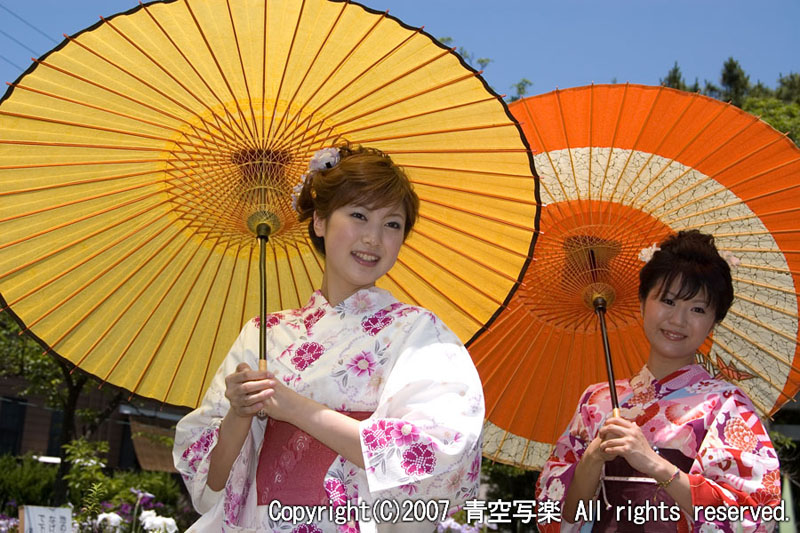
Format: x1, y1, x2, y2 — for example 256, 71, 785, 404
256, 411, 373, 506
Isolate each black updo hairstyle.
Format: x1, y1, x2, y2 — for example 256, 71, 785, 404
638, 230, 734, 323
294, 144, 419, 256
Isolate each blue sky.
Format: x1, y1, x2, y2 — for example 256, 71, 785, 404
1, 0, 798, 100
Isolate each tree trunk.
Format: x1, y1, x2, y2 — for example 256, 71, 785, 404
51, 359, 86, 506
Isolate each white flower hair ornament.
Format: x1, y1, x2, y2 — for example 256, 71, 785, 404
290, 147, 341, 212
308, 147, 340, 171
719, 250, 741, 268
638, 243, 661, 263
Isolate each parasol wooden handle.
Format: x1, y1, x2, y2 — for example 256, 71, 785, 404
259, 359, 267, 372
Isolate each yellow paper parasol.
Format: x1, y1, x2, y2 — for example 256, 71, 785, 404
0, 0, 538, 408
469, 84, 800, 470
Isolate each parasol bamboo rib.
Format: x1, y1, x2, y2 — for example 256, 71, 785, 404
608, 86, 668, 213
60, 36, 247, 145
159, 238, 239, 402
4, 208, 174, 314
717, 321, 800, 375
103, 11, 251, 141
639, 106, 746, 211
0, 188, 167, 252
336, 95, 498, 138
192, 240, 250, 407
349, 122, 518, 145
182, 2, 257, 141
553, 88, 583, 210
411, 228, 520, 283
74, 223, 206, 369
127, 234, 229, 397
624, 91, 698, 207
263, 0, 312, 148
0, 83, 197, 139
269, 2, 351, 146
401, 240, 504, 308
414, 216, 529, 258
713, 337, 796, 399
274, 3, 390, 148
0, 200, 166, 281
26, 59, 231, 145
101, 232, 223, 385
598, 84, 629, 199
0, 178, 164, 225
411, 179, 537, 206
224, 0, 259, 144
47, 221, 191, 351
0, 168, 160, 196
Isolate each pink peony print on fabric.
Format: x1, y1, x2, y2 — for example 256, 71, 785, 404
180, 428, 217, 474
291, 342, 325, 371
346, 351, 376, 377
324, 478, 347, 506
253, 314, 280, 329
224, 483, 248, 526
401, 442, 437, 476
389, 421, 420, 446
362, 419, 395, 451
303, 308, 325, 333
399, 483, 418, 496
361, 309, 394, 336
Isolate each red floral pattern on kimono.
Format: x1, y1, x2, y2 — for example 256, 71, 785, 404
174, 287, 484, 532
535, 364, 780, 533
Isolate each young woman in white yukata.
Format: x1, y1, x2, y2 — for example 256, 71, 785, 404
173, 145, 484, 532
536, 230, 781, 533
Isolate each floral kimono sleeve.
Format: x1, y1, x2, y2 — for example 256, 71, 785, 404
172, 324, 264, 525
357, 312, 484, 505
690, 388, 781, 532
535, 384, 605, 533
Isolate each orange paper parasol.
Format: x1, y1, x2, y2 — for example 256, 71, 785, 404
470, 84, 800, 469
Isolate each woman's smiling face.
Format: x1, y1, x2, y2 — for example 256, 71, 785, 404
314, 202, 406, 303
641, 276, 717, 368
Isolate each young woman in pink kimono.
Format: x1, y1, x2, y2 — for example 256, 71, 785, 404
173, 145, 484, 532
536, 230, 781, 533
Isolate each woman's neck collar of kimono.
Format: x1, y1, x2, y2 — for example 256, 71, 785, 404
318, 273, 375, 307
646, 355, 696, 381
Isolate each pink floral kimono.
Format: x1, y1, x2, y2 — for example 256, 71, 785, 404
173, 287, 484, 532
536, 364, 781, 532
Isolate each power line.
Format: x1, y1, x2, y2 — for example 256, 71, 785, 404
0, 53, 25, 72
0, 28, 39, 56
0, 2, 58, 45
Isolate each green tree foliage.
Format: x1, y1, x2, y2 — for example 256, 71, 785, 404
1, 311, 124, 504
776, 72, 800, 104
508, 78, 532, 103
661, 60, 799, 147
744, 97, 800, 145
0, 454, 58, 512
719, 57, 751, 107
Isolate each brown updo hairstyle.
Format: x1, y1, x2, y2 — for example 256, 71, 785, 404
638, 230, 734, 323
295, 144, 420, 256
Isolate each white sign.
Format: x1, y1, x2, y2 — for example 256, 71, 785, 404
19, 506, 72, 533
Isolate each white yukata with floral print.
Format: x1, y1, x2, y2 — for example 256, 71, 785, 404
174, 287, 484, 532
